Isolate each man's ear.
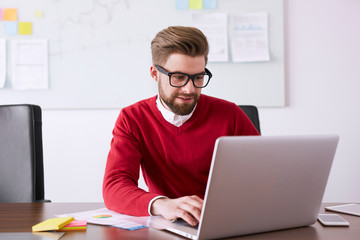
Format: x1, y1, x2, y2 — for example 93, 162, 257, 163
150, 65, 158, 82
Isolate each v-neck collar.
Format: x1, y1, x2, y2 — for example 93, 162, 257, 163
155, 96, 196, 127
150, 95, 203, 130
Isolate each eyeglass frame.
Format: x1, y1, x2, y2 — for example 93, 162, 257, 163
155, 65, 212, 88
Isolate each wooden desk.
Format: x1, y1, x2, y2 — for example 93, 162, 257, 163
0, 202, 359, 239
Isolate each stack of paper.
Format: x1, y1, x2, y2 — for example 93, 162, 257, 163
32, 217, 74, 232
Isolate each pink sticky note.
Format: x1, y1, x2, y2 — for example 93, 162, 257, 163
0, 8, 3, 20
64, 220, 87, 227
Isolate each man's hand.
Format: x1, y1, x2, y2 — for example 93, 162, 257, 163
150, 195, 203, 226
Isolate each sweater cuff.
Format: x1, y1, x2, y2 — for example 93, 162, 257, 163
148, 196, 168, 216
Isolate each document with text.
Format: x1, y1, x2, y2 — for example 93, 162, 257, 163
11, 39, 49, 90
230, 12, 270, 62
0, 39, 6, 88
192, 12, 228, 62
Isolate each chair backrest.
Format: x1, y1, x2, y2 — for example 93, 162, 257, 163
238, 105, 261, 134
0, 104, 45, 202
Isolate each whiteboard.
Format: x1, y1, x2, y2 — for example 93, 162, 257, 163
0, 0, 284, 109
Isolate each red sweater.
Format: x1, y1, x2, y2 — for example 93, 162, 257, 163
103, 94, 259, 216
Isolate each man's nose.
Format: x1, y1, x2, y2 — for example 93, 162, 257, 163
181, 78, 196, 93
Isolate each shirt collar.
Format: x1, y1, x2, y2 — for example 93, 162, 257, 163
156, 96, 196, 127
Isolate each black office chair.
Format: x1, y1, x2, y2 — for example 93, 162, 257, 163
0, 104, 49, 202
238, 105, 261, 134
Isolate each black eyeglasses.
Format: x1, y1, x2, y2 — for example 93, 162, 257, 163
155, 65, 212, 88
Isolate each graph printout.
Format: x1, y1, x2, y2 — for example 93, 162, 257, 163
192, 12, 228, 62
230, 12, 270, 62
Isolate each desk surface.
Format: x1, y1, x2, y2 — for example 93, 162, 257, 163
0, 202, 359, 240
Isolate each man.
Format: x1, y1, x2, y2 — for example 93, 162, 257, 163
103, 26, 259, 226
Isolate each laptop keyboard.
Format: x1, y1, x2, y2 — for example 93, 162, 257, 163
174, 219, 199, 229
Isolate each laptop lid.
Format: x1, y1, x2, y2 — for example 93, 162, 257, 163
150, 135, 339, 240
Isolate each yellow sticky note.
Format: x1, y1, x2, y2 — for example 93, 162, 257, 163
18, 22, 32, 35
4, 8, 18, 21
189, 0, 203, 9
32, 217, 74, 232
34, 10, 44, 18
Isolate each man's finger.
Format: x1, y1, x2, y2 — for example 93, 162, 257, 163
175, 209, 199, 226
179, 202, 202, 222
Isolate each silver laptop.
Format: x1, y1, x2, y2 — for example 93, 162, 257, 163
149, 135, 339, 239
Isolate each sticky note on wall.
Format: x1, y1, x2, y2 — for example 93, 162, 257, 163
0, 8, 3, 20
4, 22, 18, 35
189, 0, 203, 9
203, 0, 217, 9
19, 22, 32, 35
4, 8, 18, 21
176, 0, 189, 10
34, 10, 44, 18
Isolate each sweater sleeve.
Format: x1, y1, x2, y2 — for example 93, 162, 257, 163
102, 109, 159, 216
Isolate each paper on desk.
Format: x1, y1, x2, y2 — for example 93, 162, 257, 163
57, 208, 148, 231
0, 232, 65, 240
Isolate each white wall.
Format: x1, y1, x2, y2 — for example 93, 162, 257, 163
42, 0, 360, 203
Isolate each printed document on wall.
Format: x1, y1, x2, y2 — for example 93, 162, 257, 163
0, 39, 6, 88
11, 39, 48, 90
192, 13, 228, 62
230, 12, 270, 62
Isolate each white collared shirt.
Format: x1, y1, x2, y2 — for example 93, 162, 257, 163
156, 96, 196, 127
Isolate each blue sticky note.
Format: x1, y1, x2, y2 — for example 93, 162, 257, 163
4, 22, 18, 35
203, 0, 217, 9
176, 0, 189, 10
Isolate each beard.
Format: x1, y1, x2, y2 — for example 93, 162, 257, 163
158, 81, 200, 116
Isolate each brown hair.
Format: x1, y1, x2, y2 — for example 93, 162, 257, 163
151, 26, 209, 66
